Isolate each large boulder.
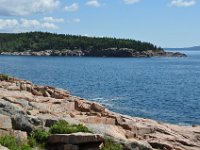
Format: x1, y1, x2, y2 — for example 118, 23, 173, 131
0, 114, 27, 142
47, 132, 104, 150
91, 103, 105, 113
48, 132, 104, 145
0, 98, 36, 133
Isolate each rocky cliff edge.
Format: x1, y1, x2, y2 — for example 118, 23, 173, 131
0, 75, 199, 150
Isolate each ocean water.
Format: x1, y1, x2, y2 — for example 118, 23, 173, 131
0, 50, 200, 125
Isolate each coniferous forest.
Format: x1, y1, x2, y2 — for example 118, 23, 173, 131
0, 32, 162, 52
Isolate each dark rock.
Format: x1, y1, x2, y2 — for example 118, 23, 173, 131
47, 144, 79, 150
47, 133, 104, 145
47, 133, 104, 150
45, 119, 58, 127
165, 52, 187, 57
11, 115, 35, 133
91, 103, 105, 113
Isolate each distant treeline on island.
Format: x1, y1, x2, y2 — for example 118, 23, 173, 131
0, 32, 186, 57
0, 32, 161, 51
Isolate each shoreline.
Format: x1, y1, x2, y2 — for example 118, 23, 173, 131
0, 73, 196, 126
0, 74, 199, 150
0, 49, 187, 57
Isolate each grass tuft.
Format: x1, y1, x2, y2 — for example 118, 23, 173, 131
0, 135, 31, 150
0, 74, 9, 81
29, 129, 50, 148
49, 120, 91, 134
101, 138, 123, 150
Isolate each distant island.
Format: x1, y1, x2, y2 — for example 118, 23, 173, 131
0, 32, 186, 57
165, 46, 200, 51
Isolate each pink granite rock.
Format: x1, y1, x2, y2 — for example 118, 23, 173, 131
0, 75, 199, 150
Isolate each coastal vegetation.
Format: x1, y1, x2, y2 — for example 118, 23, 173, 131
0, 32, 187, 57
0, 32, 162, 52
101, 138, 123, 150
0, 74, 9, 81
0, 120, 122, 150
49, 120, 91, 134
29, 120, 92, 148
0, 135, 31, 150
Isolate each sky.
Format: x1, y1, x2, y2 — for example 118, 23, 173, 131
0, 0, 199, 48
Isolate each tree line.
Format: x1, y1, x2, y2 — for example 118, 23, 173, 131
0, 32, 163, 52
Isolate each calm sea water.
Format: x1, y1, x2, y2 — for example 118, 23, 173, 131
0, 50, 200, 125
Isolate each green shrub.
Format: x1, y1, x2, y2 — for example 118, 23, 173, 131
31, 129, 50, 144
18, 144, 32, 150
49, 120, 69, 134
28, 129, 50, 149
49, 120, 91, 134
0, 122, 91, 150
0, 135, 31, 150
27, 135, 37, 148
0, 135, 17, 149
101, 138, 123, 150
0, 74, 9, 81
74, 124, 91, 133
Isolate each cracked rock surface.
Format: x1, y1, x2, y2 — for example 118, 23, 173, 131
0, 75, 199, 150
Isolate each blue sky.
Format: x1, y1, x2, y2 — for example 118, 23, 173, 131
0, 0, 199, 47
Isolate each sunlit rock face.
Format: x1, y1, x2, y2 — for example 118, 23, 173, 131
0, 75, 199, 150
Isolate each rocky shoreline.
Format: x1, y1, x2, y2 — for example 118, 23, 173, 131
0, 48, 187, 57
0, 75, 199, 150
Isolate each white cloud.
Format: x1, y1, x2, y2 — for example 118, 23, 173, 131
171, 0, 196, 7
0, 0, 60, 16
123, 0, 140, 4
67, 18, 81, 24
84, 34, 89, 37
0, 19, 19, 30
41, 22, 58, 29
20, 19, 40, 28
0, 18, 59, 31
86, 0, 101, 7
73, 18, 81, 23
43, 17, 64, 23
64, 3, 79, 12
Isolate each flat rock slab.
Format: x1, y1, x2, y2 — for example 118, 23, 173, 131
47, 132, 104, 145
0, 144, 9, 150
0, 114, 12, 129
